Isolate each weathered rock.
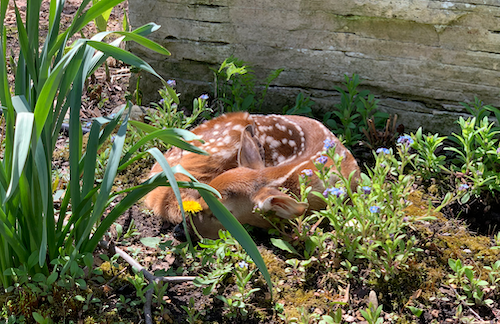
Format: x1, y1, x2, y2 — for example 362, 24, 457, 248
111, 104, 149, 122
128, 0, 500, 134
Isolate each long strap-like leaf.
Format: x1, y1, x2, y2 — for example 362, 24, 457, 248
4, 112, 34, 202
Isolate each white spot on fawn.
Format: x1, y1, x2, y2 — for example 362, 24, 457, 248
232, 124, 244, 132
269, 139, 281, 149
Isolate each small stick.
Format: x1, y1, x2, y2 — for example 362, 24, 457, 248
448, 285, 485, 322
99, 240, 196, 324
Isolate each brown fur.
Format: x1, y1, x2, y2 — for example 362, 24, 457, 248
145, 112, 360, 238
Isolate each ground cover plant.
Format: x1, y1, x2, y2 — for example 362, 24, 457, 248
2, 2, 500, 324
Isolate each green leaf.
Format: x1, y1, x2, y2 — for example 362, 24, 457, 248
47, 271, 58, 286
83, 253, 94, 269
5, 112, 34, 201
70, 0, 124, 35
33, 273, 47, 282
76, 278, 87, 290
460, 191, 471, 204
74, 295, 86, 302
140, 237, 161, 249
271, 238, 300, 256
86, 40, 162, 80
119, 128, 207, 166
406, 306, 423, 317
32, 312, 45, 324
92, 0, 113, 32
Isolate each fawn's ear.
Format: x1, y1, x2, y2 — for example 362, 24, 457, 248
254, 188, 309, 219
238, 124, 265, 169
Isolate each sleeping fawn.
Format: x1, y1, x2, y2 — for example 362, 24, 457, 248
145, 112, 360, 238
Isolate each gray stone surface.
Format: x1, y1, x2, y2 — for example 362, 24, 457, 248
128, 0, 500, 134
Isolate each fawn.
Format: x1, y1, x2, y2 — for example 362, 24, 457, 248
145, 112, 360, 238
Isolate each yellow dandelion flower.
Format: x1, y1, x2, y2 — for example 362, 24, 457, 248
181, 200, 203, 213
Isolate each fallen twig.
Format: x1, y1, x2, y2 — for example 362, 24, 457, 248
448, 285, 484, 322
99, 240, 196, 324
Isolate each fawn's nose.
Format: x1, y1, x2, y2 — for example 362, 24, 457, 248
173, 224, 187, 242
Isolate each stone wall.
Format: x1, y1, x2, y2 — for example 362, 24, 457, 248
128, 0, 500, 133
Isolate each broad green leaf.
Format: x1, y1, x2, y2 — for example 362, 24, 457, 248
140, 237, 162, 249
47, 271, 58, 286
32, 312, 45, 323
271, 238, 299, 256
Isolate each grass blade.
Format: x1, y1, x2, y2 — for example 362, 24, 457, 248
86, 40, 162, 79
5, 112, 34, 202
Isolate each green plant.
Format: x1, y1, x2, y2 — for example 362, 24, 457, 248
324, 74, 388, 147
212, 56, 283, 113
284, 306, 340, 324
484, 260, 500, 286
446, 116, 500, 203
114, 219, 140, 243
115, 294, 133, 313
0, 0, 273, 298
148, 84, 209, 130
360, 302, 383, 324
312, 140, 423, 281
0, 0, 178, 288
181, 297, 203, 324
448, 258, 493, 306
283, 92, 314, 116
134, 84, 210, 151
409, 128, 447, 180
217, 261, 260, 319
3, 252, 106, 322
190, 231, 261, 319
193, 231, 250, 295
461, 97, 500, 131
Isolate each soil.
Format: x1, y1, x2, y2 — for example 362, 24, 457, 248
3, 1, 500, 324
